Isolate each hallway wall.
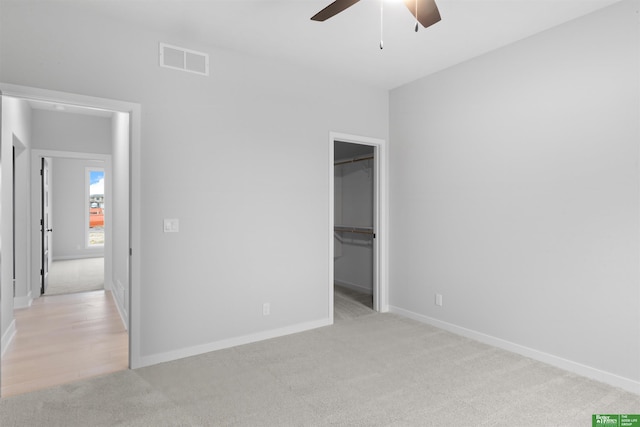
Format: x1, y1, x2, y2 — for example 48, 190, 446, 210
0, 97, 31, 354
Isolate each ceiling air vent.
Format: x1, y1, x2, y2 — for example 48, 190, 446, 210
159, 43, 209, 76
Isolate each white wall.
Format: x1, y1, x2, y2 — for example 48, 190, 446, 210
389, 0, 639, 391
0, 1, 388, 364
32, 109, 111, 154
0, 97, 31, 353
334, 160, 374, 293
111, 112, 129, 325
51, 157, 106, 260
13, 123, 31, 309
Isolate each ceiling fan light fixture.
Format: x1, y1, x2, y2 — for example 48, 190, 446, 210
380, 0, 384, 49
311, 0, 440, 29
403, 0, 441, 29
310, 0, 360, 21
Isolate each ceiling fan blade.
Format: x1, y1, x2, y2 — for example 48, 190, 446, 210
311, 0, 361, 22
403, 0, 441, 28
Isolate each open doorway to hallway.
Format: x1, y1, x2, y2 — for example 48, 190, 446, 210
0, 87, 137, 396
4, 152, 125, 394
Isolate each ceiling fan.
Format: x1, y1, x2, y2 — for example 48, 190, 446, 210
311, 0, 441, 31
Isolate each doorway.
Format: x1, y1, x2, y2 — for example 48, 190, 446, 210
334, 141, 375, 320
329, 132, 388, 323
6, 147, 120, 397
0, 84, 142, 397
41, 157, 108, 297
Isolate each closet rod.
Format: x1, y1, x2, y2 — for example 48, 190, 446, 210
334, 155, 374, 166
334, 226, 375, 235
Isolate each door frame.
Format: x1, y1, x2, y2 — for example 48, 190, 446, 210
0, 82, 142, 369
329, 131, 388, 321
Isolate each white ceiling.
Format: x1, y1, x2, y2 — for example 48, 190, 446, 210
71, 0, 621, 90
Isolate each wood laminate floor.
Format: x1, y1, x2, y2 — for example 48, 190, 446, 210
1, 290, 128, 397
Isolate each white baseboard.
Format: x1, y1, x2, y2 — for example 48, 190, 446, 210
138, 318, 332, 368
14, 291, 33, 309
389, 305, 640, 396
334, 279, 372, 295
1, 319, 17, 357
107, 281, 128, 331
53, 254, 104, 261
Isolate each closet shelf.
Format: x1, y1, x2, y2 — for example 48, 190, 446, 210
334, 225, 375, 236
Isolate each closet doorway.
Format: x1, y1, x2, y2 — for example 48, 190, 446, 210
330, 132, 388, 322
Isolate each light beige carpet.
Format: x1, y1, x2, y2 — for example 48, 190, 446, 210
1, 313, 638, 426
45, 258, 104, 296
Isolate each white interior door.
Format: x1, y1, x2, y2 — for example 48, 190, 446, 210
41, 157, 52, 295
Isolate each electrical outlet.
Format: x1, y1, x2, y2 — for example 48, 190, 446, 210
435, 294, 443, 307
263, 303, 270, 316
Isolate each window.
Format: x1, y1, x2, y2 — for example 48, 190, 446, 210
87, 168, 105, 247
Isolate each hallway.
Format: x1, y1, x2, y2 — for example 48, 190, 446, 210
46, 257, 105, 296
1, 290, 128, 397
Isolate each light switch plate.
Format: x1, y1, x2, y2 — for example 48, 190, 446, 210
163, 218, 179, 233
